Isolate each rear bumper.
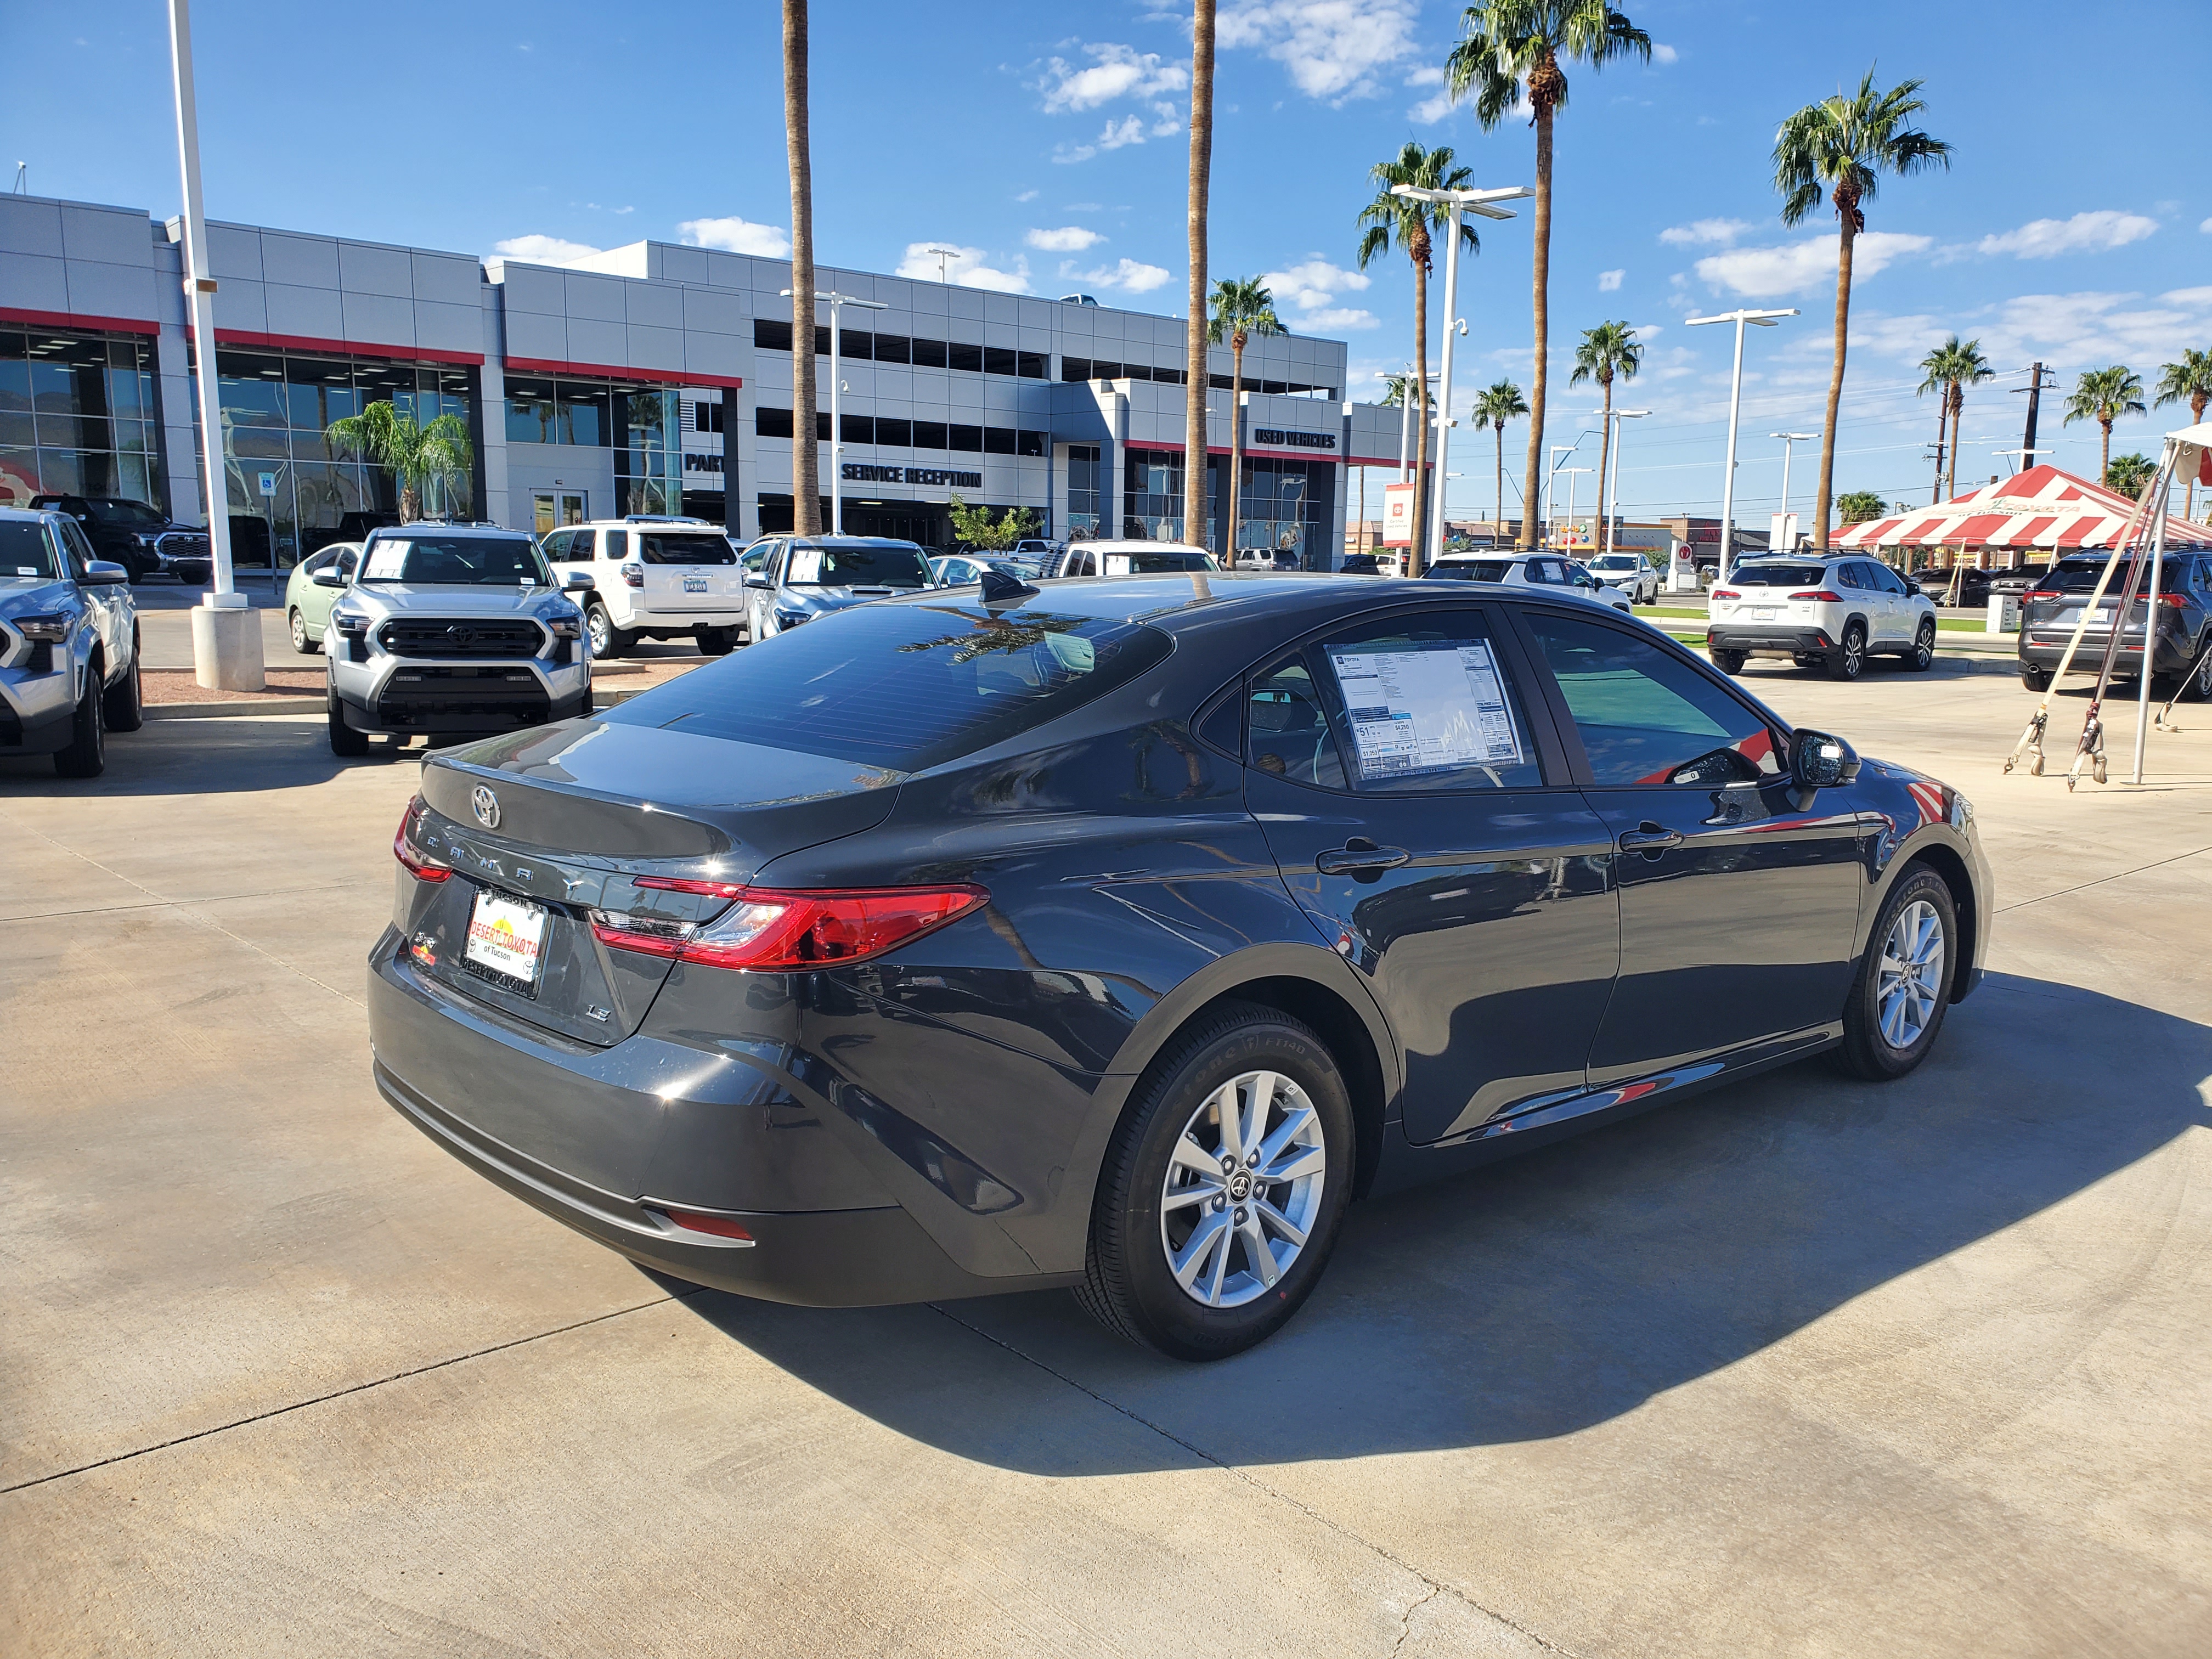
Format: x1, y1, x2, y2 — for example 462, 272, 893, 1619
627, 609, 744, 631
2018, 632, 2196, 675
1708, 625, 1833, 654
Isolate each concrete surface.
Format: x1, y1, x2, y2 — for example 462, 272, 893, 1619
3, 658, 2209, 1657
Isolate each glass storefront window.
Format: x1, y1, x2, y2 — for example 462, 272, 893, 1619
215, 351, 288, 428
557, 382, 608, 447
0, 330, 162, 510
1067, 444, 1101, 539
506, 376, 558, 443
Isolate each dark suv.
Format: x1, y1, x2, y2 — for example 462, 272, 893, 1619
30, 495, 211, 585
2017, 552, 2212, 697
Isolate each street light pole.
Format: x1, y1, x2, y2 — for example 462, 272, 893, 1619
1545, 438, 1585, 548
1602, 409, 1649, 557
1770, 430, 1817, 549
926, 246, 958, 285
1687, 307, 1796, 578
783, 287, 886, 535
1390, 182, 1530, 574
1558, 467, 1592, 552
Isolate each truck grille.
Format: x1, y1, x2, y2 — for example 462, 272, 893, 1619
379, 618, 543, 658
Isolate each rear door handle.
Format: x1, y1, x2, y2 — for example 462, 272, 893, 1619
1617, 827, 1684, 854
1316, 843, 1412, 876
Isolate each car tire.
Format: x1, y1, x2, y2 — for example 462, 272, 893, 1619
1905, 618, 1937, 672
1709, 648, 1747, 675
2179, 640, 2212, 703
103, 638, 143, 733
2020, 663, 2052, 692
585, 602, 636, 659
288, 607, 317, 655
1827, 622, 1867, 681
1835, 864, 1957, 1081
327, 682, 370, 757
1075, 1001, 1355, 1362
695, 627, 737, 656
53, 669, 106, 778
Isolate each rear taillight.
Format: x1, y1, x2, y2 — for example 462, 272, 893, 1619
1710, 589, 1739, 600
591, 883, 988, 972
2157, 592, 2186, 609
1789, 590, 1844, 602
394, 796, 451, 882
620, 560, 644, 589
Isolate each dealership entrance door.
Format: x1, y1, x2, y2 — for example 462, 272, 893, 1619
533, 492, 587, 534
845, 501, 951, 548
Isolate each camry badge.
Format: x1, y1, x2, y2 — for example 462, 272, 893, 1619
471, 785, 501, 829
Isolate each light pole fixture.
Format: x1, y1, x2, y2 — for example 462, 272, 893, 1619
1599, 409, 1650, 557
1546, 438, 1589, 548
1391, 182, 1531, 572
783, 287, 887, 534
925, 247, 958, 285
1687, 307, 1797, 576
1770, 431, 1818, 548
1556, 467, 1593, 552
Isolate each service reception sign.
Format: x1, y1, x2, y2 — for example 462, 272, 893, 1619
1381, 483, 1417, 548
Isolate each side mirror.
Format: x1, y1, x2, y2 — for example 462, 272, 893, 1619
564, 570, 595, 592
312, 568, 346, 588
1791, 728, 1860, 795
83, 560, 129, 584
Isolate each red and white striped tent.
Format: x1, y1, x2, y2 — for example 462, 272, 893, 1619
1834, 464, 2212, 560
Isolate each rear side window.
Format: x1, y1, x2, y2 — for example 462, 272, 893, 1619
1729, 562, 1830, 589
2049, 558, 2187, 593
603, 601, 1173, 771
636, 532, 735, 566
1525, 612, 1780, 787
1429, 559, 1508, 583
1246, 659, 1344, 788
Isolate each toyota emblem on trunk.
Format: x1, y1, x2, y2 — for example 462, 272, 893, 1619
471, 786, 500, 829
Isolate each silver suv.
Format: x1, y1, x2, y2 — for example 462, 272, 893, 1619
323, 523, 595, 756
1, 505, 142, 777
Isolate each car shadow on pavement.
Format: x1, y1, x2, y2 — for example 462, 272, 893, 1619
0, 718, 421, 795
676, 971, 2210, 1472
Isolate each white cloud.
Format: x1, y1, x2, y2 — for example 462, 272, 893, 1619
894, 243, 1032, 294
1660, 217, 1751, 247
1218, 0, 1420, 102
1838, 287, 2212, 377
1014, 189, 1040, 203
2200, 217, 2212, 234
1063, 256, 1172, 294
1972, 210, 2159, 259
676, 215, 790, 257
1695, 232, 1931, 298
1301, 307, 1380, 332
1599, 268, 1625, 291
1037, 42, 1188, 112
1261, 257, 1373, 320
1652, 43, 1680, 64
1149, 100, 1184, 136
492, 234, 603, 265
1027, 225, 1104, 252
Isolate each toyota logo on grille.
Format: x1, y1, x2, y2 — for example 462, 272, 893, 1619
446, 624, 479, 647
471, 786, 501, 829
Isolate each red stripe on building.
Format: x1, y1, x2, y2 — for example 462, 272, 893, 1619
1, 307, 160, 337
213, 329, 484, 366
504, 354, 741, 390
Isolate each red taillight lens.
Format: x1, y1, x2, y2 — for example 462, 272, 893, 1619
2157, 592, 2186, 609
2024, 589, 2059, 601
620, 560, 644, 589
394, 796, 451, 882
593, 884, 988, 972
1788, 590, 1844, 602
1711, 588, 1740, 600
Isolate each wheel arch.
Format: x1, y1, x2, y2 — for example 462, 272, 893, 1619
1904, 840, 1979, 1005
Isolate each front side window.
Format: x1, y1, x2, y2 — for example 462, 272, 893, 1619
358, 535, 550, 586
0, 520, 59, 579
1525, 612, 1781, 787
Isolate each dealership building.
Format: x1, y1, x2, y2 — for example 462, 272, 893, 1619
0, 191, 1403, 567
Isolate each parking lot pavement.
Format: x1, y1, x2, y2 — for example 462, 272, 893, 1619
3, 668, 2208, 1657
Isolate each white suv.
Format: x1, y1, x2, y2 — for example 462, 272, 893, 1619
541, 516, 745, 657
1585, 551, 1659, 605
1707, 555, 1937, 680
1425, 551, 1633, 613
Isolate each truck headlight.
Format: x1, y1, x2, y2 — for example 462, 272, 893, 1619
547, 613, 581, 639
15, 614, 70, 642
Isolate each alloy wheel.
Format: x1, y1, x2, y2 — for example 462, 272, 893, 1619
1876, 899, 1944, 1050
1158, 1069, 1327, 1309
586, 605, 612, 658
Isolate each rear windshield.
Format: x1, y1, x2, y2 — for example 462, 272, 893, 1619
2047, 558, 2188, 592
1589, 555, 1640, 571
603, 600, 1174, 771
787, 542, 930, 588
1428, 560, 1509, 582
359, 534, 550, 586
0, 521, 59, 579
637, 532, 736, 566
1728, 562, 1831, 588
1100, 548, 1218, 573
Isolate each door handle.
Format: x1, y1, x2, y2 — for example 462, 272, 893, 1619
1617, 825, 1684, 854
1316, 841, 1412, 876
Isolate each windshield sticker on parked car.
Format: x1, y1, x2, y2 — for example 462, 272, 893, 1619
363, 542, 410, 580
1328, 642, 1525, 778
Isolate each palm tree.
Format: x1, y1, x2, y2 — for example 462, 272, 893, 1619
325, 402, 471, 522
2062, 365, 2146, 482
1448, 2, 1651, 551
1378, 372, 1415, 407
2153, 348, 2212, 520
1358, 142, 1481, 576
1207, 278, 1283, 560
1567, 322, 1640, 552
1184, 2, 1217, 552
1774, 70, 1951, 548
1915, 340, 1959, 504
1470, 379, 1528, 541
782, 0, 820, 536
2104, 453, 2156, 499
1914, 335, 1993, 503
1835, 489, 1887, 527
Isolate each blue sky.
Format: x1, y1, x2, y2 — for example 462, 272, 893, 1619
6, 0, 2209, 526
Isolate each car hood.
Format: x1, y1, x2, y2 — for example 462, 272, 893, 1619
345, 584, 573, 618
0, 576, 74, 616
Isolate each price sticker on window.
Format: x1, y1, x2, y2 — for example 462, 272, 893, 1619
1327, 641, 1524, 781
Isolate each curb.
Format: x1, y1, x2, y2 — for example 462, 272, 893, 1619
144, 682, 664, 721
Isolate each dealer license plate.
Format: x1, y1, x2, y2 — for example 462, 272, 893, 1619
1751, 606, 1776, 621
683, 573, 709, 594
464, 888, 548, 995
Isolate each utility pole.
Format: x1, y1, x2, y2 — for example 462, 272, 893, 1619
926, 246, 957, 285
1927, 398, 1948, 505
2013, 362, 2057, 479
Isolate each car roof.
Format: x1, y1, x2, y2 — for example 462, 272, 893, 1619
0, 505, 60, 522
365, 522, 532, 539
1073, 539, 1212, 556
787, 535, 924, 549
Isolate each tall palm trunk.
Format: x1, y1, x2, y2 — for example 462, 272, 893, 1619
1227, 332, 1245, 558
1184, 1, 1216, 552
1410, 258, 1430, 576
1945, 387, 1963, 499
783, 0, 819, 535
1520, 99, 1554, 550
2098, 417, 2112, 480
1813, 216, 1856, 550
1593, 373, 1613, 554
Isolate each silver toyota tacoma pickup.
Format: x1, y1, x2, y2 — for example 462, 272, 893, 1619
0, 504, 143, 777
323, 522, 594, 756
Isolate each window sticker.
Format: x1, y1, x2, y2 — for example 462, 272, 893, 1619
1327, 641, 1525, 780
363, 541, 410, 580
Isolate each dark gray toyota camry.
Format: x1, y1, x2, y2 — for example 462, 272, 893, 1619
370, 572, 1991, 1360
